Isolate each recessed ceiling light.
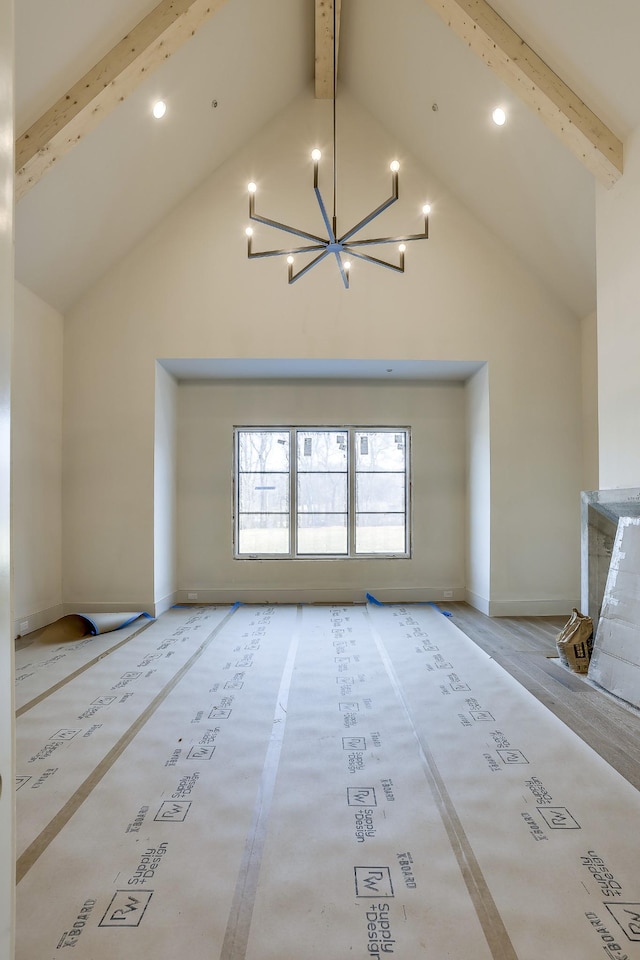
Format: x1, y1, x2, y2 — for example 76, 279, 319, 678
492, 107, 506, 126
153, 100, 167, 120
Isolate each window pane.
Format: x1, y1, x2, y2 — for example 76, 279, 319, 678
238, 515, 290, 554
297, 514, 347, 554
356, 473, 405, 513
298, 473, 347, 513
356, 514, 406, 554
356, 431, 406, 471
297, 430, 348, 471
238, 431, 289, 472
239, 473, 289, 513
235, 425, 410, 558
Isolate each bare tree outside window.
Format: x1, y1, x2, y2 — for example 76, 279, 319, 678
237, 431, 290, 553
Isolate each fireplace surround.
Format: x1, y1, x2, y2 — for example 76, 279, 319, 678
581, 487, 640, 629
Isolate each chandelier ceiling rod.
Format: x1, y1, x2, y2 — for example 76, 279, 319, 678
245, 0, 430, 288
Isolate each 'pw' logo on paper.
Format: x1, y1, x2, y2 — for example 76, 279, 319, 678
354, 867, 394, 897
343, 737, 367, 751
99, 890, 153, 927
347, 787, 377, 807
537, 806, 580, 830
187, 745, 215, 760
154, 800, 192, 822
497, 749, 529, 764
50, 728, 80, 741
605, 903, 640, 941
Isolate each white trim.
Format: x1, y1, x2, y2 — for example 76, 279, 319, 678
177, 588, 466, 605
487, 599, 577, 617
153, 592, 179, 617
13, 603, 64, 639
465, 590, 490, 615
63, 601, 155, 617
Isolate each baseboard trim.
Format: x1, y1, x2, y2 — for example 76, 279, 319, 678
153, 592, 178, 617
176, 588, 466, 606
63, 601, 156, 618
14, 603, 64, 639
487, 599, 577, 617
465, 590, 490, 615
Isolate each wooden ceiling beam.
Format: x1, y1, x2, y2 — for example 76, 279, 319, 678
315, 0, 341, 99
15, 0, 230, 201
422, 0, 623, 187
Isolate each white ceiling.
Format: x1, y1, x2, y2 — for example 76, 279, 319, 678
14, 0, 639, 317
160, 358, 484, 382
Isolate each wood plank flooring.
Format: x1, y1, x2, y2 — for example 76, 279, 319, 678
442, 602, 640, 791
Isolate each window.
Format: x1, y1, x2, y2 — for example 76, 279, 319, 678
234, 427, 410, 558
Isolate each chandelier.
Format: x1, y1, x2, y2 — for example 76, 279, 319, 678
245, 4, 430, 289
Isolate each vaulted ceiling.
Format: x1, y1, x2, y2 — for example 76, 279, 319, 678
14, 0, 640, 317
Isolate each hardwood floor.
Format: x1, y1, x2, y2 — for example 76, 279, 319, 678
442, 601, 640, 792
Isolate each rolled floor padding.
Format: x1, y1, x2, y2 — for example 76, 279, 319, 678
22, 612, 150, 645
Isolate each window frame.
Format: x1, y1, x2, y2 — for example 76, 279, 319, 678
233, 426, 411, 560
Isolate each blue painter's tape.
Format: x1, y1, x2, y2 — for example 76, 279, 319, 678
367, 591, 430, 607
428, 602, 453, 617
366, 593, 451, 615
82, 615, 99, 636
366, 592, 385, 605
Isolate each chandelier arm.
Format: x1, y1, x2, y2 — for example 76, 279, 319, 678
288, 249, 332, 284
335, 253, 350, 289
343, 225, 429, 248
248, 242, 326, 260
338, 170, 399, 243
250, 211, 326, 246
344, 248, 405, 273
338, 194, 399, 243
313, 183, 337, 243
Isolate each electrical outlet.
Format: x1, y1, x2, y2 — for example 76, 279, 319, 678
20, 619, 29, 634
443, 590, 453, 599
187, 592, 198, 600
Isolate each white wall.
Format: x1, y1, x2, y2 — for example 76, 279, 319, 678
0, 0, 14, 952
177, 379, 466, 603
63, 91, 584, 614
465, 364, 491, 613
12, 283, 63, 634
154, 363, 178, 612
596, 125, 640, 489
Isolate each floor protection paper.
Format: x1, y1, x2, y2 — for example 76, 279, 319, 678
15, 603, 640, 960
14, 613, 155, 711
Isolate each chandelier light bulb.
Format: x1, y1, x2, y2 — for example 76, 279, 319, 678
287, 256, 294, 265
245, 227, 253, 237
311, 149, 321, 162
248, 182, 257, 194
344, 261, 351, 271
422, 203, 431, 215
390, 160, 400, 173
399, 243, 406, 253
492, 107, 506, 126
152, 100, 167, 119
